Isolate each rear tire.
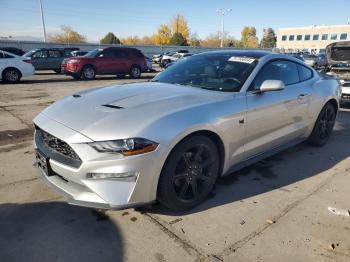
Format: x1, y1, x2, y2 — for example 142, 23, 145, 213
81, 65, 95, 80
158, 135, 220, 211
2, 68, 21, 83
308, 102, 336, 147
129, 65, 141, 79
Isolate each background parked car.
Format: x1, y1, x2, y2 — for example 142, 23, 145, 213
0, 50, 34, 83
325, 41, 350, 106
23, 48, 74, 73
159, 52, 176, 68
285, 52, 305, 62
153, 52, 169, 64
71, 50, 88, 57
146, 56, 154, 72
304, 54, 327, 69
161, 52, 192, 68
62, 47, 148, 80
0, 47, 26, 56
164, 53, 193, 68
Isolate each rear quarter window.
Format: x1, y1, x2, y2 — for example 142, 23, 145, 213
133, 50, 145, 58
297, 64, 313, 81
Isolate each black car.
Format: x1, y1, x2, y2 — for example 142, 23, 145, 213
0, 47, 25, 56
23, 48, 76, 73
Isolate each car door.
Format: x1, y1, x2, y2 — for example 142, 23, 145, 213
244, 59, 311, 159
31, 50, 49, 70
48, 50, 63, 70
94, 49, 118, 74
113, 49, 131, 74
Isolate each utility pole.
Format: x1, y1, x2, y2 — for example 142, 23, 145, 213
216, 8, 232, 48
39, 0, 47, 42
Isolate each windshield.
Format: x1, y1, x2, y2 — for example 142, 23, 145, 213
84, 48, 102, 57
152, 54, 258, 92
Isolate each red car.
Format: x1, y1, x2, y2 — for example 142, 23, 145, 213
62, 47, 148, 80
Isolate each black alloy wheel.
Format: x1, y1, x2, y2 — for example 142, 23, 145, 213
158, 136, 220, 211
308, 102, 336, 146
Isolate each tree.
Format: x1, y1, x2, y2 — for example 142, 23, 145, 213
241, 26, 258, 48
100, 32, 121, 44
201, 31, 222, 47
170, 14, 190, 40
139, 35, 155, 45
121, 36, 140, 45
260, 28, 277, 48
224, 37, 242, 48
48, 25, 86, 43
154, 24, 172, 45
170, 33, 188, 46
189, 33, 201, 46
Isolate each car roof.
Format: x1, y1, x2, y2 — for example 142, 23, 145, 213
198, 50, 272, 59
103, 46, 138, 51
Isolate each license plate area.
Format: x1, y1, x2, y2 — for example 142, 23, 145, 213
35, 149, 50, 176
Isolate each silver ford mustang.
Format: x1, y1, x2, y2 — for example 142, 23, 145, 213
33, 51, 341, 211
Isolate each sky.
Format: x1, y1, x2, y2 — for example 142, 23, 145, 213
1, 0, 350, 42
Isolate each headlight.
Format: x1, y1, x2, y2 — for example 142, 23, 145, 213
88, 138, 158, 156
68, 59, 80, 64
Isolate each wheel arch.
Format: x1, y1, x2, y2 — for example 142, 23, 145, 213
327, 98, 339, 113
2, 67, 22, 78
81, 63, 96, 72
157, 129, 226, 194
130, 64, 141, 70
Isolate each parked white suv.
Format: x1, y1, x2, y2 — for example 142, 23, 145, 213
0, 50, 35, 83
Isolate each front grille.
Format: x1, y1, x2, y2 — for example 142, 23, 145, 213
341, 94, 350, 100
35, 126, 82, 168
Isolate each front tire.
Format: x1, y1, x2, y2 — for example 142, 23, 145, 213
308, 102, 336, 147
2, 68, 21, 83
81, 65, 95, 80
158, 136, 220, 211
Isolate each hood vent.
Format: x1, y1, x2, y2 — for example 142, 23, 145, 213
102, 104, 124, 109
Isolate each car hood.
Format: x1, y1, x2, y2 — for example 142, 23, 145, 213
40, 82, 231, 141
326, 41, 350, 65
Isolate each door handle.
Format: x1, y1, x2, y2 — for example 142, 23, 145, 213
297, 93, 309, 100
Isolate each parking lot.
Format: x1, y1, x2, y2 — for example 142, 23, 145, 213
1, 70, 350, 262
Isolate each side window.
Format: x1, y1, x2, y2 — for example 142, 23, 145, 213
252, 60, 299, 90
100, 49, 115, 58
32, 50, 48, 58
49, 50, 62, 58
114, 50, 129, 57
297, 64, 313, 82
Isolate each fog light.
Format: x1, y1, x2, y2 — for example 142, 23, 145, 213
86, 171, 139, 181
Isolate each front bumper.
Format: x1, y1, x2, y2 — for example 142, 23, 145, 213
33, 113, 163, 209
340, 81, 350, 103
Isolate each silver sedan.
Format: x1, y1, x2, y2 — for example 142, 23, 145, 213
33, 51, 341, 211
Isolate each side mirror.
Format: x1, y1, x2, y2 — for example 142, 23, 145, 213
255, 80, 285, 94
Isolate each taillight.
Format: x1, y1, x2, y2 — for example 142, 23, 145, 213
23, 59, 32, 64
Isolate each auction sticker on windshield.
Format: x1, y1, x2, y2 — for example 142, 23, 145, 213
228, 56, 256, 63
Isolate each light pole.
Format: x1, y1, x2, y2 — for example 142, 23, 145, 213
39, 0, 47, 42
216, 8, 232, 48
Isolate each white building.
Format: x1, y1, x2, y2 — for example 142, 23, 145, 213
277, 25, 350, 53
